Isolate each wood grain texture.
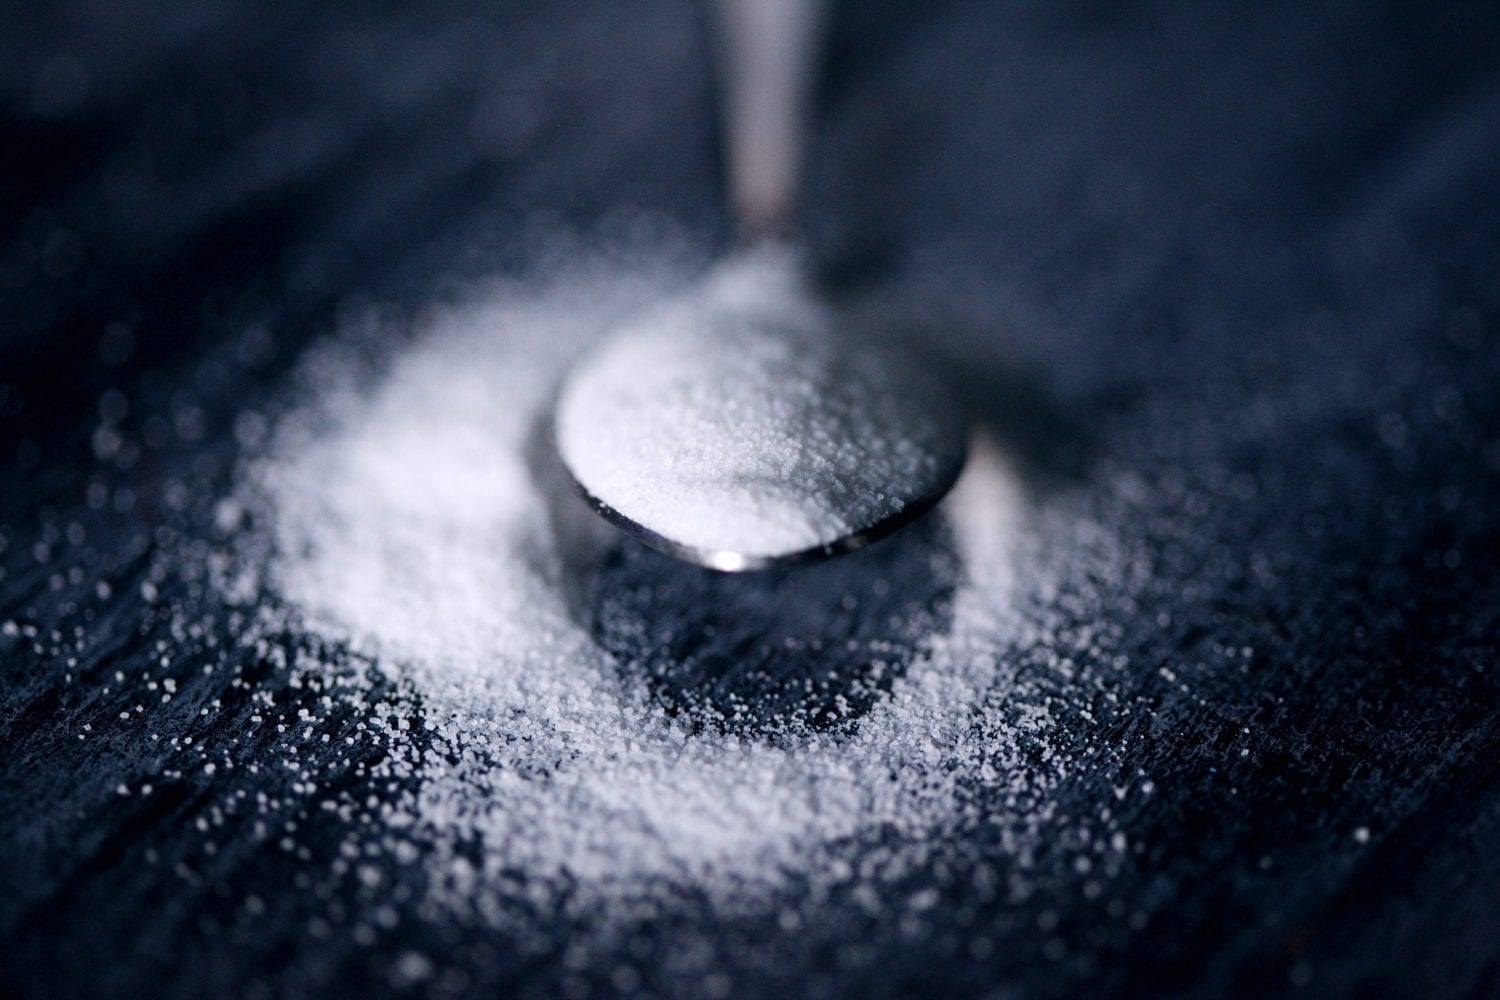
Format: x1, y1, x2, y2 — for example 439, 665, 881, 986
2, 1, 1498, 997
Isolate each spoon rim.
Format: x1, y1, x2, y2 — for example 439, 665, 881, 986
558, 433, 969, 572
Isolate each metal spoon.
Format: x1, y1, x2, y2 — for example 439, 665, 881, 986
554, 0, 966, 571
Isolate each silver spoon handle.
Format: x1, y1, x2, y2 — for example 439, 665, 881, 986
713, 0, 828, 239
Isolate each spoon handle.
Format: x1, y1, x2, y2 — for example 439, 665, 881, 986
713, 0, 828, 240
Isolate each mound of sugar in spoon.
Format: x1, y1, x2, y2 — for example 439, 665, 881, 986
555, 245, 966, 566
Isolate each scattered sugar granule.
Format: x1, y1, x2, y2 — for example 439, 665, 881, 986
229, 253, 1123, 935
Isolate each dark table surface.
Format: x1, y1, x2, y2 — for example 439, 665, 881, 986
3, 1, 1500, 997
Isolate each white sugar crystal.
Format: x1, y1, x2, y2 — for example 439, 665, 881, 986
231, 251, 1120, 933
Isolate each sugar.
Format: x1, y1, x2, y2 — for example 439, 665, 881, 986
228, 250, 1122, 935
555, 246, 965, 562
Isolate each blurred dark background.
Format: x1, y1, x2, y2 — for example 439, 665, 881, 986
3, 1, 1500, 997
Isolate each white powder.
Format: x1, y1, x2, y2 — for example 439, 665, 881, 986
555, 246, 965, 564
232, 250, 1122, 933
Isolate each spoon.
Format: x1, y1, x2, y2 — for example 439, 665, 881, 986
554, 0, 967, 571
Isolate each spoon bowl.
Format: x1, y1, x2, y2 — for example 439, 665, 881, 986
554, 247, 967, 570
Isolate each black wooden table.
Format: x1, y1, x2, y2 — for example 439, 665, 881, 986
3, 2, 1499, 997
